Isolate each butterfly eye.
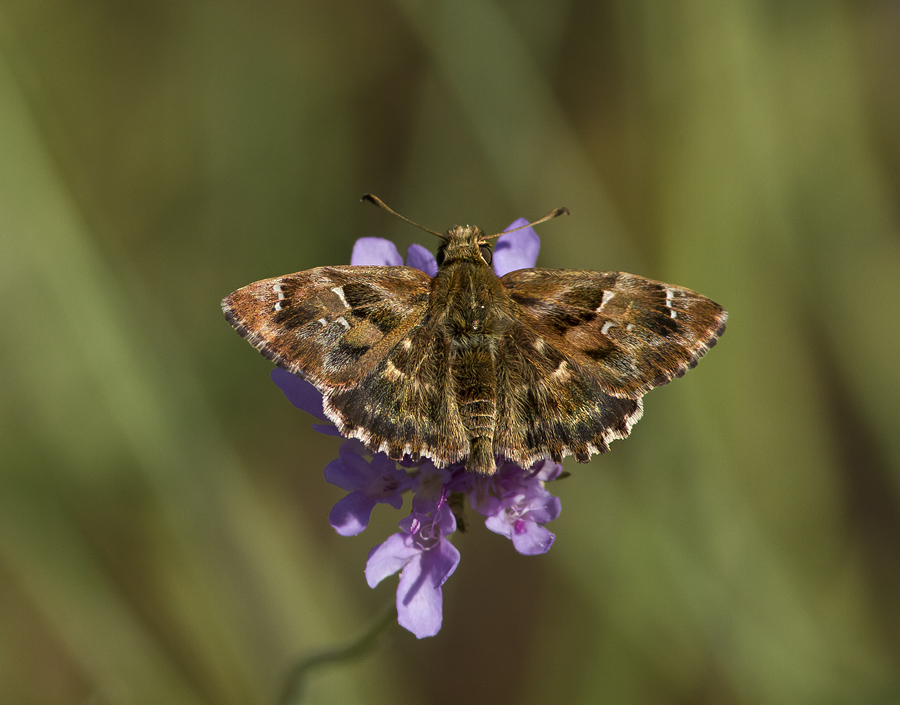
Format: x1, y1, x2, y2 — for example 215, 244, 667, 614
435, 247, 446, 266
479, 244, 493, 266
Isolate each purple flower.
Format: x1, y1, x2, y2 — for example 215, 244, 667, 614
324, 441, 414, 536
271, 368, 342, 437
351, 237, 403, 266
271, 368, 328, 420
494, 218, 541, 276
475, 460, 562, 555
404, 243, 438, 277
365, 468, 460, 638
273, 224, 560, 638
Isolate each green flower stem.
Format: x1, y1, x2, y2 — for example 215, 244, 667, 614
278, 604, 398, 705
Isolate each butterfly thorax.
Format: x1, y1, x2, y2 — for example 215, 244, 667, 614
429, 227, 517, 336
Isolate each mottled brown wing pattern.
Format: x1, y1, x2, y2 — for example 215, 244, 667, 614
224, 265, 471, 466
493, 321, 643, 467
222, 266, 431, 388
501, 269, 727, 398
323, 321, 469, 464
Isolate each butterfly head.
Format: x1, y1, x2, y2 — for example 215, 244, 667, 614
435, 226, 493, 268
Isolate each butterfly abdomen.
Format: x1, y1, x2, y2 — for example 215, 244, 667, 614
451, 339, 499, 475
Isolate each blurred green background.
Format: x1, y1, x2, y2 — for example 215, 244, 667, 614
2, 0, 899, 703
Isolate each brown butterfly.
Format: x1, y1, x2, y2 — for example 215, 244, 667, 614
223, 195, 727, 475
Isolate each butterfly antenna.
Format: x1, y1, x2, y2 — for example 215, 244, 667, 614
361, 194, 444, 239
489, 206, 570, 239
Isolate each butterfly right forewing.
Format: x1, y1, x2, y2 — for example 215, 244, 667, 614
501, 268, 727, 398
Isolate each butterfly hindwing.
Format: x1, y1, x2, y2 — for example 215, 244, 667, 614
493, 321, 643, 467
323, 319, 469, 465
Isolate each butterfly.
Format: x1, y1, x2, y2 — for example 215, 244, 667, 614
222, 195, 727, 475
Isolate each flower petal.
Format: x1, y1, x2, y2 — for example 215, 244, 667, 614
484, 512, 513, 538
270, 368, 328, 420
510, 521, 555, 555
329, 491, 377, 536
351, 237, 403, 266
396, 539, 460, 638
406, 243, 438, 277
533, 458, 563, 482
368, 454, 412, 508
523, 495, 562, 525
493, 219, 540, 276
311, 423, 341, 436
323, 450, 370, 491
365, 533, 418, 587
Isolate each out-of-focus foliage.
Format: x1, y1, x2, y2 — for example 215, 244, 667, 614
1, 0, 899, 702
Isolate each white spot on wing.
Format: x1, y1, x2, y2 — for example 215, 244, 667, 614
336, 316, 351, 330
385, 359, 404, 380
317, 317, 328, 327
273, 283, 286, 300
552, 360, 570, 380
665, 288, 678, 319
331, 286, 350, 309
596, 290, 615, 312
601, 321, 615, 335
274, 301, 283, 311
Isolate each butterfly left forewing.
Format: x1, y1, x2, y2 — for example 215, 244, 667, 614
501, 268, 727, 398
222, 265, 431, 389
